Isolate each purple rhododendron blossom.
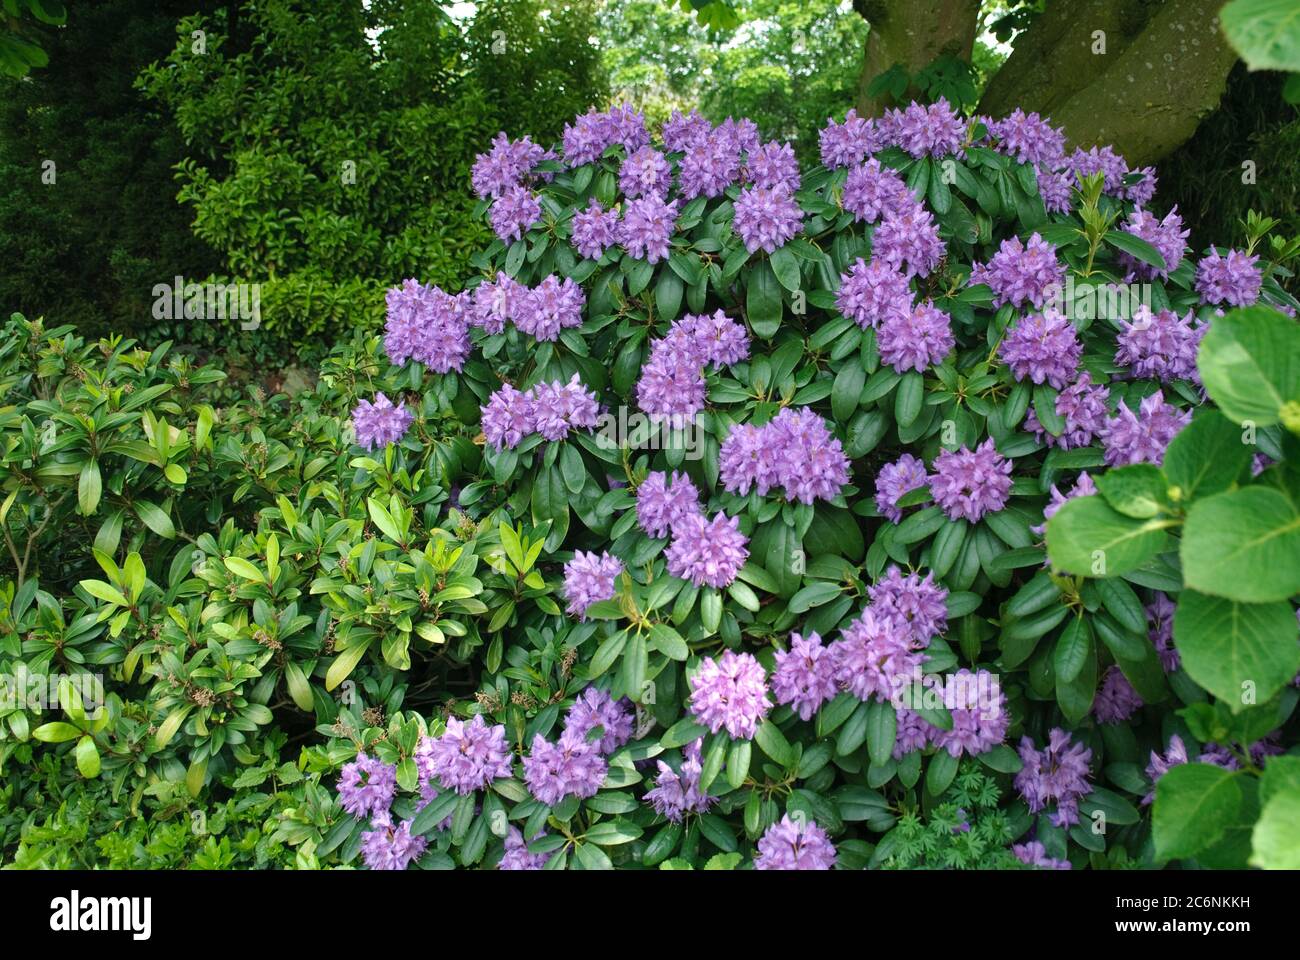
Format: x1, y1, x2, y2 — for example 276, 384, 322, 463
1195, 248, 1262, 306
564, 687, 635, 755
1094, 665, 1142, 724
666, 512, 749, 588
997, 309, 1082, 389
352, 393, 414, 451
835, 257, 914, 330
687, 650, 771, 739
754, 814, 837, 870
645, 738, 715, 821
732, 184, 804, 253
868, 566, 948, 648
874, 453, 930, 523
1101, 390, 1191, 466
562, 550, 623, 619
420, 715, 513, 795
337, 753, 397, 820
771, 631, 839, 720
878, 300, 955, 373
930, 438, 1013, 522
523, 729, 608, 806
1015, 728, 1094, 827
1115, 306, 1201, 382
636, 470, 702, 539
1024, 374, 1109, 449
970, 233, 1066, 310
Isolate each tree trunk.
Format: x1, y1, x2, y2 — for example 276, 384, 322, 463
979, 0, 1238, 167
853, 0, 982, 116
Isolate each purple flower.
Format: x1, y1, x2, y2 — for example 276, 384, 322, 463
1035, 167, 1074, 214
679, 132, 741, 199
1123, 166, 1158, 206
619, 145, 671, 199
732, 184, 804, 254
517, 274, 585, 342
480, 383, 532, 451
636, 349, 707, 422
523, 729, 608, 806
868, 567, 948, 648
563, 551, 623, 619
971, 233, 1066, 310
1195, 248, 1262, 307
715, 116, 760, 154
1148, 593, 1179, 672
470, 272, 525, 335
564, 687, 635, 755
490, 184, 541, 243
1116, 306, 1201, 382
998, 309, 1082, 389
878, 300, 955, 373
570, 200, 621, 260
719, 408, 850, 504
886, 98, 966, 159
872, 204, 944, 277
498, 826, 550, 870
1025, 374, 1109, 449
893, 707, 933, 758
384, 279, 429, 365
420, 715, 513, 794
835, 258, 914, 330
645, 739, 715, 821
1142, 734, 1189, 805
843, 159, 913, 224
562, 104, 649, 166
621, 194, 678, 263
471, 132, 547, 199
875, 453, 929, 523
746, 140, 800, 192
1101, 390, 1191, 466
666, 512, 750, 588
771, 631, 839, 720
819, 109, 880, 168
830, 607, 923, 703
929, 669, 1010, 757
352, 393, 414, 451
1033, 471, 1097, 537
337, 753, 397, 820
1068, 145, 1128, 195
361, 816, 427, 870
988, 110, 1065, 167
662, 109, 712, 153
754, 814, 837, 870
636, 470, 702, 539
1094, 665, 1142, 724
930, 438, 1013, 522
1117, 207, 1188, 280
526, 374, 600, 441
1014, 728, 1094, 828
686, 650, 771, 739
1013, 841, 1071, 870
678, 310, 750, 366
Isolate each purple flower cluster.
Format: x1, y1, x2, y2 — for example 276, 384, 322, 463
971, 233, 1066, 310
1142, 734, 1189, 805
522, 688, 634, 807
564, 687, 635, 755
383, 279, 472, 371
867, 567, 948, 648
1115, 306, 1202, 382
771, 631, 839, 720
1015, 728, 1094, 827
754, 814, 837, 870
1094, 665, 1143, 724
998, 309, 1082, 389
732, 184, 804, 253
1195, 248, 1262, 306
746, 140, 801, 192
930, 438, 1013, 522
1068, 145, 1129, 195
361, 817, 428, 871
895, 669, 1009, 758
645, 738, 716, 822
1013, 841, 1071, 870
418, 714, 513, 795
337, 753, 397, 820
636, 470, 702, 539
562, 550, 623, 619
1147, 593, 1179, 672
819, 109, 882, 168
874, 453, 929, 523
480, 374, 600, 451
882, 98, 966, 159
871, 203, 945, 277
829, 607, 923, 703
1024, 374, 1109, 449
679, 131, 742, 199
515, 274, 585, 341
1033, 471, 1096, 537
570, 200, 621, 260
637, 310, 749, 421
665, 512, 750, 588
1117, 207, 1188, 280
878, 300, 955, 373
562, 104, 650, 166
620, 194, 678, 263
351, 393, 414, 451
835, 257, 914, 330
490, 184, 542, 243
986, 110, 1066, 167
499, 826, 550, 870
720, 407, 851, 505
472, 132, 548, 200
842, 159, 913, 224
662, 109, 712, 153
687, 650, 771, 739
1101, 390, 1191, 466
619, 145, 671, 199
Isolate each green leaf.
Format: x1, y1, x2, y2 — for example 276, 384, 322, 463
865, 700, 897, 766
1153, 763, 1242, 861
77, 459, 101, 515
366, 498, 402, 542
1197, 305, 1300, 428
31, 721, 81, 743
726, 738, 751, 789
1095, 464, 1168, 519
325, 640, 372, 691
1045, 495, 1171, 577
746, 260, 783, 339
660, 716, 709, 749
1182, 487, 1300, 602
1162, 410, 1252, 503
1104, 231, 1166, 271
1053, 615, 1092, 683
754, 719, 795, 766
75, 735, 101, 778
769, 246, 802, 292
1173, 590, 1300, 708
831, 362, 865, 422
894, 371, 924, 428
134, 500, 175, 539
1251, 788, 1300, 869
1221, 0, 1300, 71
79, 579, 128, 608
223, 556, 265, 583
